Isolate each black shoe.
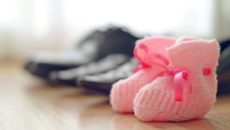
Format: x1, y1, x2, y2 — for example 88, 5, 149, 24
217, 39, 230, 95
25, 27, 138, 78
49, 54, 130, 86
77, 58, 139, 95
25, 28, 113, 78
220, 39, 230, 52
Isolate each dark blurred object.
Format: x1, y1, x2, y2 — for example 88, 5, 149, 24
25, 27, 138, 78
217, 39, 230, 95
49, 54, 130, 86
25, 28, 112, 78
78, 58, 138, 95
220, 39, 230, 52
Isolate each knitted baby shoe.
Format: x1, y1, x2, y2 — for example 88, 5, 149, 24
134, 37, 219, 121
110, 37, 175, 113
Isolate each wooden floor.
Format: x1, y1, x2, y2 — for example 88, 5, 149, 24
0, 60, 230, 130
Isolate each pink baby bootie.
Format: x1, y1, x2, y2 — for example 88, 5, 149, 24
110, 37, 175, 113
134, 37, 220, 121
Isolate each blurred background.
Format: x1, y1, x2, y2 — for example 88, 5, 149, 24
0, 0, 230, 61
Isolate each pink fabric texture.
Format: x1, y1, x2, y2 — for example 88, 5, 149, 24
110, 37, 175, 113
134, 37, 220, 121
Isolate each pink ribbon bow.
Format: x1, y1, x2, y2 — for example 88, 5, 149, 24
151, 67, 192, 103
133, 43, 169, 73
133, 43, 211, 104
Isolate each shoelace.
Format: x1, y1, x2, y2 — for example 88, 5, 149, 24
133, 43, 211, 104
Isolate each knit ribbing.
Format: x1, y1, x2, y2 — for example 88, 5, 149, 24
110, 68, 160, 113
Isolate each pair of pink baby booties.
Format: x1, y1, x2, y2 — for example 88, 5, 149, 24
110, 37, 220, 121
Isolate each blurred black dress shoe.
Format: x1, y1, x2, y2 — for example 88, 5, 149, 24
78, 58, 139, 95
25, 28, 112, 78
220, 39, 230, 52
25, 27, 138, 78
217, 39, 230, 95
49, 54, 130, 86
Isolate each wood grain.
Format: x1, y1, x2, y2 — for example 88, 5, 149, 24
0, 61, 229, 130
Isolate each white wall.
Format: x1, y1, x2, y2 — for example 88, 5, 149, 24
0, 0, 229, 59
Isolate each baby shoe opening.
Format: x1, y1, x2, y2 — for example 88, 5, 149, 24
176, 37, 198, 44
